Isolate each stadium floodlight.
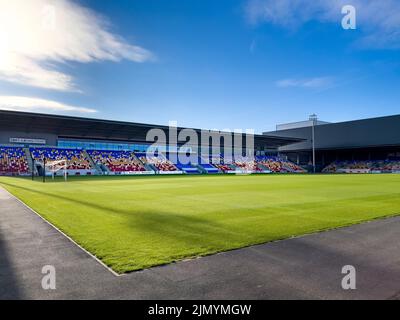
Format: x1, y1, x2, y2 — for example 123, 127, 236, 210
309, 114, 318, 173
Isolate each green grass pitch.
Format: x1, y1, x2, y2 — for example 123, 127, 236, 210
1, 174, 400, 273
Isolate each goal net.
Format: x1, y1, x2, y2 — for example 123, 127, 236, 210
44, 159, 68, 181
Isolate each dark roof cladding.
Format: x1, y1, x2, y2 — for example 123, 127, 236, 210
0, 110, 303, 148
264, 114, 400, 151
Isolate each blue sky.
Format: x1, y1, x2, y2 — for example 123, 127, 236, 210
0, 0, 399, 132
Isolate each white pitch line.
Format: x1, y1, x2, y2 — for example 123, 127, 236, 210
1, 186, 121, 277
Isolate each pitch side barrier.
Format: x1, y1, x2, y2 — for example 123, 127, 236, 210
158, 171, 184, 175
105, 171, 156, 175
47, 169, 98, 176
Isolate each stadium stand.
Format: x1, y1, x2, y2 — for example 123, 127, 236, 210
135, 152, 179, 172
322, 160, 400, 173
256, 156, 306, 173
88, 150, 146, 173
233, 156, 265, 172
215, 164, 233, 172
165, 153, 200, 173
0, 146, 29, 175
30, 148, 93, 171
198, 157, 219, 173
282, 160, 307, 173
209, 155, 236, 173
5, 145, 400, 176
0, 145, 310, 176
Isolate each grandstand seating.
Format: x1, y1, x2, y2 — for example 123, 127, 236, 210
136, 152, 178, 172
88, 150, 146, 172
322, 160, 400, 173
5, 142, 400, 177
198, 157, 219, 173
282, 160, 306, 173
233, 156, 264, 172
165, 154, 200, 173
256, 156, 306, 173
30, 148, 92, 170
209, 155, 235, 172
0, 146, 29, 175
214, 164, 232, 172
206, 155, 305, 173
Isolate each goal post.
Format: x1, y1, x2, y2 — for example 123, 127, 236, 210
44, 159, 68, 181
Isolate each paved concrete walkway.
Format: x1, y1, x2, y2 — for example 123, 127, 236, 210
1, 186, 399, 300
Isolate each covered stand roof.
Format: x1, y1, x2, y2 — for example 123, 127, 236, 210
264, 114, 400, 152
0, 110, 303, 148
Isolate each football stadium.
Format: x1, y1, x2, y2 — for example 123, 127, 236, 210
1, 110, 400, 275
2, 0, 400, 303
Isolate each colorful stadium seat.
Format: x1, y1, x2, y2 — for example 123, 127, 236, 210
322, 160, 400, 173
30, 148, 92, 170
135, 152, 178, 172
233, 156, 264, 172
0, 146, 306, 176
0, 146, 29, 175
165, 153, 200, 173
87, 150, 146, 172
197, 157, 219, 173
209, 155, 236, 173
256, 156, 306, 173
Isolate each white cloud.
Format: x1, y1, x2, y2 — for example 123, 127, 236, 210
0, 0, 153, 92
245, 0, 400, 49
0, 96, 97, 114
276, 77, 333, 88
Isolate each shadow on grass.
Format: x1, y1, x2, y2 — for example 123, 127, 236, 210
1, 180, 250, 273
2, 178, 400, 274
2, 179, 400, 247
126, 210, 249, 249
0, 180, 240, 250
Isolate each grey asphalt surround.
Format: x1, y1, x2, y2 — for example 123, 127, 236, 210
0, 186, 399, 300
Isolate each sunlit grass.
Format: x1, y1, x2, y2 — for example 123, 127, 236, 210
1, 174, 399, 273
